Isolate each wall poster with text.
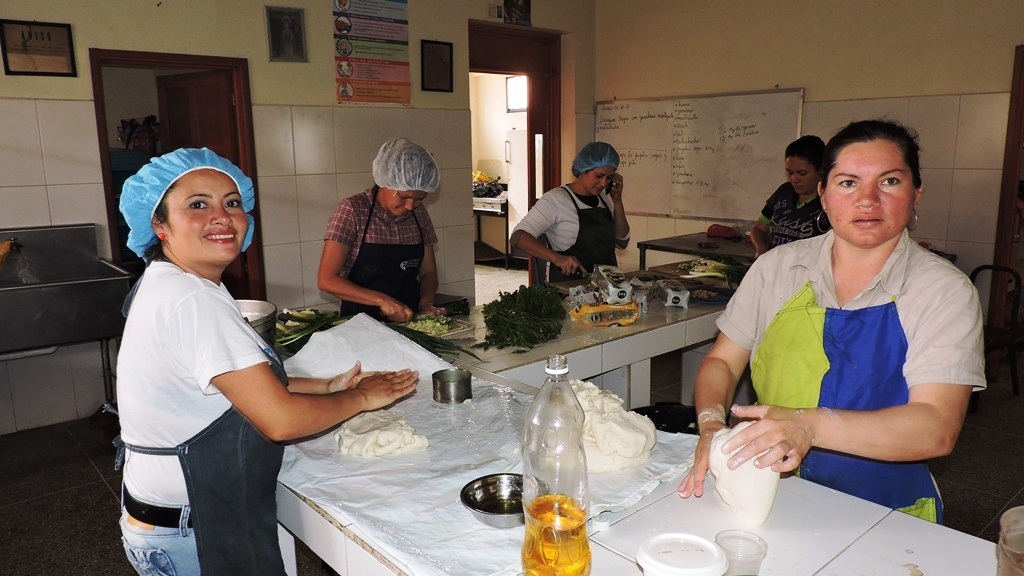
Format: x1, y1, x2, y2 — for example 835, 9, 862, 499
334, 0, 411, 104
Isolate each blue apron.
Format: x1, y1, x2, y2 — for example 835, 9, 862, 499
751, 283, 942, 522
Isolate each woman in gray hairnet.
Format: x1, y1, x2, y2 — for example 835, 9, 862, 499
510, 141, 630, 283
319, 138, 442, 323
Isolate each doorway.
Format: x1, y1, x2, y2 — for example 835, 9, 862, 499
468, 22, 561, 296
88, 49, 265, 300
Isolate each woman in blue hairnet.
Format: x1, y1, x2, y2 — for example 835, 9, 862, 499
510, 141, 630, 282
318, 138, 442, 322
115, 148, 418, 576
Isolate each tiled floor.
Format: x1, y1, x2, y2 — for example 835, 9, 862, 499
2, 268, 1022, 572
474, 261, 529, 305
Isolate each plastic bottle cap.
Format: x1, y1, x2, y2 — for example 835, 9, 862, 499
544, 366, 569, 375
636, 533, 728, 576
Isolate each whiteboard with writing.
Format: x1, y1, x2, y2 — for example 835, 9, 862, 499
595, 90, 802, 220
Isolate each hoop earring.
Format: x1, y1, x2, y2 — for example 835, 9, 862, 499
906, 209, 918, 231
815, 210, 831, 232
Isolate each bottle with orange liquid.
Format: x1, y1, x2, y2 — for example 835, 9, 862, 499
521, 355, 591, 576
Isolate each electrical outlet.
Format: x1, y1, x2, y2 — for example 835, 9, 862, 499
488, 4, 503, 19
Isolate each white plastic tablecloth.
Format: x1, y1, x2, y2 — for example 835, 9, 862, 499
278, 314, 697, 576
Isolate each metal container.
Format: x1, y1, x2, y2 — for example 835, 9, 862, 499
432, 368, 472, 403
460, 473, 524, 529
237, 299, 277, 345
0, 224, 133, 355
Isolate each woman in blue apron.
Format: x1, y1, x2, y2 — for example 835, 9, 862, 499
318, 138, 443, 322
510, 142, 631, 283
678, 120, 984, 524
115, 148, 419, 575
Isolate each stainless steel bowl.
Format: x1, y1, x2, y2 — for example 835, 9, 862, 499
432, 368, 472, 403
236, 299, 277, 345
460, 473, 524, 529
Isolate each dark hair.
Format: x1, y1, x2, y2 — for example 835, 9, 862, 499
142, 181, 175, 263
822, 120, 922, 188
785, 135, 825, 173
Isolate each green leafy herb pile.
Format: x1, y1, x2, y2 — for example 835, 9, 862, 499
676, 257, 750, 288
474, 285, 566, 353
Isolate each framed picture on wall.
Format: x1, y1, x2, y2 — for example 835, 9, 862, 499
421, 40, 453, 93
0, 19, 77, 76
265, 7, 307, 62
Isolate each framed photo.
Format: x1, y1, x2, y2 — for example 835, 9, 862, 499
0, 19, 77, 76
265, 7, 307, 63
421, 40, 453, 93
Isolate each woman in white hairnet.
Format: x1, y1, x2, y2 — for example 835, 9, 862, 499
115, 148, 418, 576
510, 141, 630, 283
318, 138, 442, 322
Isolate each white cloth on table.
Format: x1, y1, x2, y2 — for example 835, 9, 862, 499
278, 314, 698, 576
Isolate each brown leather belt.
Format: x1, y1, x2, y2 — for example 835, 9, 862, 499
123, 488, 192, 528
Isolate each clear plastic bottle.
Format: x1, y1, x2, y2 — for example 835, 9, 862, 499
521, 355, 591, 576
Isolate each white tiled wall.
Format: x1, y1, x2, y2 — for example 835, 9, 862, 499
253, 104, 476, 311
0, 98, 475, 432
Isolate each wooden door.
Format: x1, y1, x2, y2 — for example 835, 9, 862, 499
469, 23, 560, 285
158, 70, 238, 161
157, 70, 251, 298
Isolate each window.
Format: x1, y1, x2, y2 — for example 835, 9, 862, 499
506, 75, 527, 113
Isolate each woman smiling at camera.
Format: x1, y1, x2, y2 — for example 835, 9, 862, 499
115, 148, 418, 576
678, 120, 984, 524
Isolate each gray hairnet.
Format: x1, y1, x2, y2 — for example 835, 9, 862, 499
371, 138, 440, 193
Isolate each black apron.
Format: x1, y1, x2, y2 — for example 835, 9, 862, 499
115, 275, 287, 576
339, 186, 425, 319
547, 186, 618, 283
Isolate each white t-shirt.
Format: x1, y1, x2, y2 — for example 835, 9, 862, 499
118, 262, 270, 506
511, 186, 628, 252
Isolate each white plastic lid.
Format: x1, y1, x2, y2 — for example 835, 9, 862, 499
636, 533, 728, 576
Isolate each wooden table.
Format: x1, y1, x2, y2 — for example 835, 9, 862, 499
638, 231, 756, 269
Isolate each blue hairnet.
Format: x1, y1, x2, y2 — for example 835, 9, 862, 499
372, 138, 439, 193
571, 141, 620, 177
120, 148, 256, 259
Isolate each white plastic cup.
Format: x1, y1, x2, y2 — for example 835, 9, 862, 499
715, 530, 767, 576
999, 506, 1024, 576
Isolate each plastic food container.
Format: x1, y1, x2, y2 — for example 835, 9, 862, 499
636, 533, 728, 576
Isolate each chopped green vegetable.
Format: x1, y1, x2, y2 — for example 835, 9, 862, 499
676, 258, 750, 288
405, 316, 454, 336
474, 285, 566, 353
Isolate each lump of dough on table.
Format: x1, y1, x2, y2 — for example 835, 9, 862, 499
707, 420, 779, 526
571, 379, 656, 473
333, 410, 428, 457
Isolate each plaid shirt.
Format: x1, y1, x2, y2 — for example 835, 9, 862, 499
324, 187, 438, 277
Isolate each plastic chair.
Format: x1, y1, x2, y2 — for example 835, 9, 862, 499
969, 265, 1022, 410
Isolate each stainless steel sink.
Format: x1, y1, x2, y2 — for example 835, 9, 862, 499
0, 224, 133, 355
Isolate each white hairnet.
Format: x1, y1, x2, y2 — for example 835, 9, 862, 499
371, 138, 439, 193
